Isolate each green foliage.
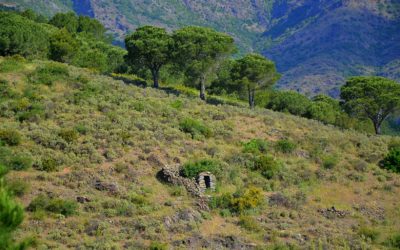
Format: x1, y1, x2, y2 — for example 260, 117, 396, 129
242, 139, 268, 154
77, 16, 107, 41
266, 91, 312, 116
37, 156, 59, 172
210, 186, 264, 214
0, 55, 26, 73
179, 118, 212, 139
58, 128, 79, 143
341, 76, 400, 134
172, 26, 236, 100
49, 12, 79, 33
49, 28, 79, 63
385, 233, 400, 249
29, 62, 69, 86
0, 129, 21, 146
6, 179, 29, 197
322, 155, 338, 169
27, 194, 77, 216
149, 242, 168, 250
253, 155, 282, 179
275, 139, 297, 154
0, 11, 49, 58
125, 26, 173, 88
380, 146, 400, 173
181, 159, 221, 178
358, 226, 380, 242
238, 215, 261, 232
8, 153, 33, 171
231, 53, 280, 108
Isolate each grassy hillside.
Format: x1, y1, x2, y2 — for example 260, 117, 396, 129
1, 56, 400, 249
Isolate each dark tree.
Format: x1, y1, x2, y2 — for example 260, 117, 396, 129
125, 26, 172, 88
172, 26, 236, 100
231, 54, 279, 109
341, 76, 400, 134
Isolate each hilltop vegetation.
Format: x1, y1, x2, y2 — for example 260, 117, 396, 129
2, 0, 400, 95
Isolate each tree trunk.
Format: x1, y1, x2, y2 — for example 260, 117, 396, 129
248, 88, 255, 109
151, 69, 159, 88
374, 121, 382, 135
200, 80, 206, 101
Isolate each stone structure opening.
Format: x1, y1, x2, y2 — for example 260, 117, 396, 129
204, 175, 211, 188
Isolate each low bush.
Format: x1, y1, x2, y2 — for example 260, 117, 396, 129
210, 186, 264, 214
252, 155, 282, 179
275, 139, 297, 154
322, 155, 338, 169
149, 242, 168, 250
180, 159, 221, 178
58, 128, 79, 143
358, 226, 380, 243
27, 194, 77, 216
385, 233, 400, 249
380, 147, 400, 173
8, 154, 33, 171
242, 139, 268, 154
28, 63, 69, 86
179, 118, 212, 139
36, 156, 59, 172
0, 129, 22, 146
6, 179, 29, 197
238, 215, 261, 232
0, 55, 26, 73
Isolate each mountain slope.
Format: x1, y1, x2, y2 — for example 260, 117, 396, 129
1, 0, 399, 95
1, 56, 400, 249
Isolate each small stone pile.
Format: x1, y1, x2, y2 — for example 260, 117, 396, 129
318, 206, 350, 219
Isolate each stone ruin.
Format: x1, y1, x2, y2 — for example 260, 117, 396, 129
159, 165, 216, 198
197, 172, 216, 193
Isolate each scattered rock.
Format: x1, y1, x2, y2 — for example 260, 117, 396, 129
173, 235, 256, 249
146, 154, 164, 167
318, 206, 349, 219
353, 205, 385, 221
269, 193, 291, 208
94, 180, 119, 195
76, 196, 91, 203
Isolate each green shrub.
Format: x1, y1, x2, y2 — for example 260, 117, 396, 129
0, 56, 26, 72
17, 104, 45, 122
230, 187, 264, 213
59, 128, 79, 143
181, 159, 221, 178
28, 63, 69, 86
358, 226, 380, 242
322, 155, 338, 169
46, 199, 78, 216
380, 147, 400, 173
238, 215, 261, 232
37, 156, 59, 172
9, 154, 33, 171
0, 129, 22, 146
242, 139, 268, 154
6, 179, 29, 197
210, 187, 264, 214
253, 155, 282, 179
385, 233, 400, 249
275, 139, 297, 154
170, 100, 184, 109
149, 242, 168, 250
27, 194, 77, 216
179, 118, 212, 139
